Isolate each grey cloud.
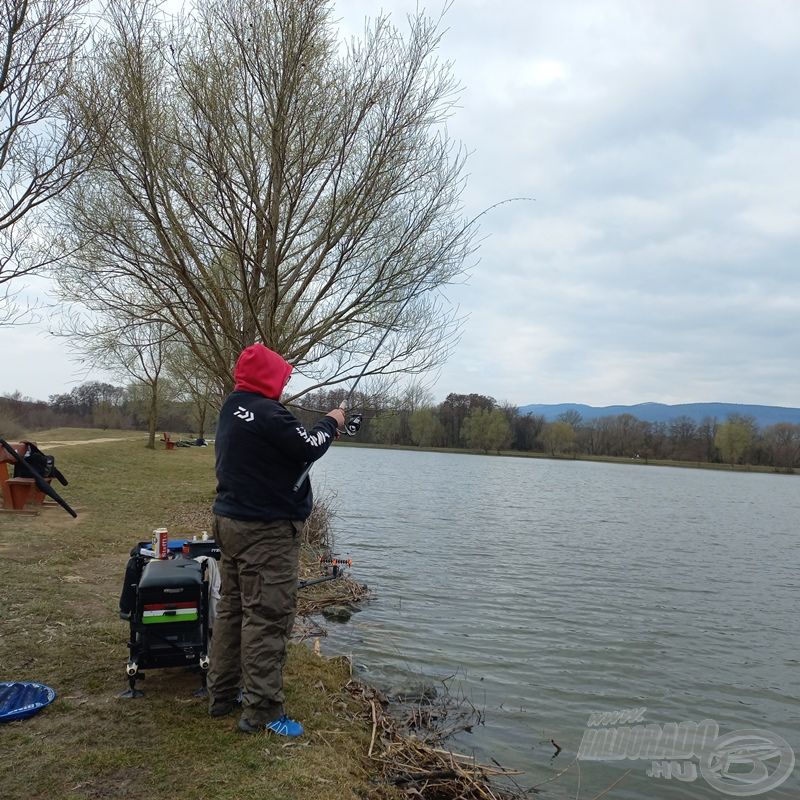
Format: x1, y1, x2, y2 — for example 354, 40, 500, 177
3, 0, 799, 408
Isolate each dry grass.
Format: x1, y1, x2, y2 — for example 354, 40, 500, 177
0, 437, 386, 800
346, 682, 526, 800
302, 494, 336, 549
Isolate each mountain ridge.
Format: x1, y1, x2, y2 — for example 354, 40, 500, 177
518, 402, 800, 427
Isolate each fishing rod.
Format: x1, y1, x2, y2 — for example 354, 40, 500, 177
0, 438, 77, 518
291, 299, 416, 492
291, 403, 364, 492
290, 401, 405, 419
291, 195, 535, 493
290, 313, 414, 493
297, 556, 353, 589
297, 574, 339, 589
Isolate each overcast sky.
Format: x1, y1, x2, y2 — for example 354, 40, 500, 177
2, 0, 799, 407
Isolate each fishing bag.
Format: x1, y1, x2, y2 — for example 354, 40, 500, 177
13, 441, 68, 485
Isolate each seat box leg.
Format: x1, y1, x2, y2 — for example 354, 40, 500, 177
7, 479, 33, 509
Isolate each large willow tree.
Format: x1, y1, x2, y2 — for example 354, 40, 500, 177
55, 0, 475, 397
0, 0, 93, 324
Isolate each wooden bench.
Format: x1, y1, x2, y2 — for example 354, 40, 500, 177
0, 441, 40, 510
160, 432, 176, 451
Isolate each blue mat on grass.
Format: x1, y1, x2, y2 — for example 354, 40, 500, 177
0, 682, 57, 722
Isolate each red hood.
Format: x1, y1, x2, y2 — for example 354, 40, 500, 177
233, 344, 292, 400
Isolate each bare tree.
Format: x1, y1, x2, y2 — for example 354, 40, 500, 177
764, 422, 800, 471
54, 0, 475, 397
166, 343, 219, 441
0, 0, 92, 323
70, 315, 174, 447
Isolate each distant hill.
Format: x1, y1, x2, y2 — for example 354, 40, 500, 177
518, 402, 800, 428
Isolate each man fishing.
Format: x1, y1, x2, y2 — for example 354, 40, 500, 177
208, 343, 345, 737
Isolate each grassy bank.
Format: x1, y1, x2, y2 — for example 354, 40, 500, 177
0, 431, 386, 800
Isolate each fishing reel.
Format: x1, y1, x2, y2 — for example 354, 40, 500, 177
343, 413, 362, 436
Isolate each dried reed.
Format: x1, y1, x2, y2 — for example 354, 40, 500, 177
345, 680, 529, 799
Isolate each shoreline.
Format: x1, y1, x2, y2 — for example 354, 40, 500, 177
0, 431, 522, 799
333, 439, 796, 475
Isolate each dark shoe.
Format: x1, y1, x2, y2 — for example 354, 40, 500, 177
209, 691, 242, 717
237, 717, 262, 734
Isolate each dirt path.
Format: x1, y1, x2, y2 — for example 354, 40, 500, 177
36, 436, 144, 448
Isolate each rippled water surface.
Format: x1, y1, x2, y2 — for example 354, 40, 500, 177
311, 447, 799, 798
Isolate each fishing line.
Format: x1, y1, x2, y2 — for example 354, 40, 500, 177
290, 195, 535, 492
292, 291, 417, 492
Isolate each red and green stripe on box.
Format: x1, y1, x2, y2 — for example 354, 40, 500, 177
142, 601, 199, 624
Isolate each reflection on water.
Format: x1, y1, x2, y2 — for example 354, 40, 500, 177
311, 448, 800, 799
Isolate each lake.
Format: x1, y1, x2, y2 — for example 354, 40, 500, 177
311, 447, 799, 799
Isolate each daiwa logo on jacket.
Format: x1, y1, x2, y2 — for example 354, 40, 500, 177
234, 406, 255, 422
295, 427, 330, 447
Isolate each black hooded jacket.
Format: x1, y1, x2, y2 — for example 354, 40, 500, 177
212, 345, 338, 522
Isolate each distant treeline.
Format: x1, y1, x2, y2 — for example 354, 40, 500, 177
295, 390, 800, 471
1, 382, 203, 440
4, 384, 800, 471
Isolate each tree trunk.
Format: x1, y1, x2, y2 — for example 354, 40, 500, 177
197, 401, 207, 441
146, 380, 158, 449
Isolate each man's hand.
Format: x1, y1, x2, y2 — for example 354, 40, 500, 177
327, 408, 346, 428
